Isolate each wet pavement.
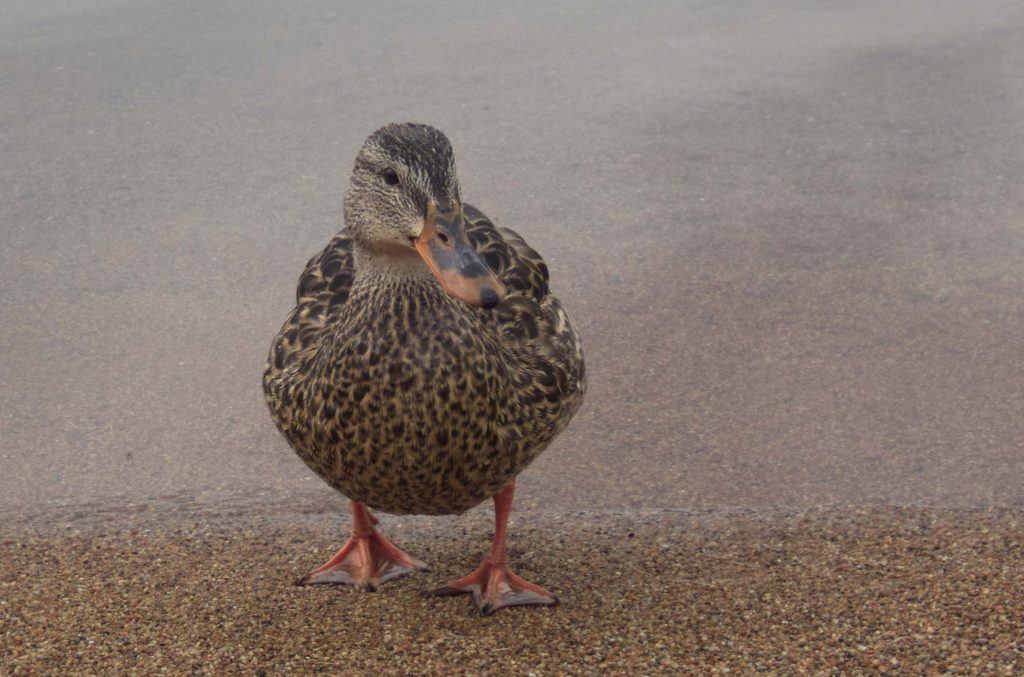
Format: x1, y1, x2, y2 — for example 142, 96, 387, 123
2, 0, 1023, 526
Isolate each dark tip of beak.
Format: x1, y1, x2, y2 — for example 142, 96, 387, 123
480, 286, 500, 310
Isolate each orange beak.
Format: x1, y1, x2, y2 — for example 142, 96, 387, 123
415, 202, 506, 309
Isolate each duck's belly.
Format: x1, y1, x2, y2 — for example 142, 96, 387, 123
286, 340, 553, 516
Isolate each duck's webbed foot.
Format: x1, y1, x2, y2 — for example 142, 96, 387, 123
427, 558, 557, 615
424, 481, 557, 615
298, 502, 427, 591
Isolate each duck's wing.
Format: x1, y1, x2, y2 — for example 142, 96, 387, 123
266, 230, 355, 375
295, 230, 356, 312
463, 204, 549, 303
462, 203, 587, 408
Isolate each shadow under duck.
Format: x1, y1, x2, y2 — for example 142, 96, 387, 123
263, 123, 585, 614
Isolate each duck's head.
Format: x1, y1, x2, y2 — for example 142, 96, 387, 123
344, 123, 506, 310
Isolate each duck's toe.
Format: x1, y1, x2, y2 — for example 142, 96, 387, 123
424, 561, 558, 615
299, 527, 427, 590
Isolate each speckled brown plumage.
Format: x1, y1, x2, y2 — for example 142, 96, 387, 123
263, 194, 585, 516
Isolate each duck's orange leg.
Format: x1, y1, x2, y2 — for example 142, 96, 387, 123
426, 481, 557, 615
298, 501, 427, 591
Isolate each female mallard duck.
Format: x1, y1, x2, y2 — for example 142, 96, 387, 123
263, 123, 585, 614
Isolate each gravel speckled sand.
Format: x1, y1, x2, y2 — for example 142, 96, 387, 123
2, 507, 1022, 675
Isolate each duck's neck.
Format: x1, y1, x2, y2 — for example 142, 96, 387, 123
349, 240, 446, 305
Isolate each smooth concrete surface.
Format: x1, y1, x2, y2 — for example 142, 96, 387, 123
2, 0, 1023, 525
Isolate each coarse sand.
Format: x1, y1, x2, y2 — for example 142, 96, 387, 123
2, 506, 1022, 675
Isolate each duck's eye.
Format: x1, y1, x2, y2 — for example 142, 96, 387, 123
382, 169, 400, 186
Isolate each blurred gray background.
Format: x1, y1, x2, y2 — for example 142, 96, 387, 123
2, 0, 1022, 524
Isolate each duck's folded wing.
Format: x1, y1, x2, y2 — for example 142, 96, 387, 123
267, 230, 356, 375
462, 204, 549, 304
296, 230, 356, 312
462, 203, 586, 399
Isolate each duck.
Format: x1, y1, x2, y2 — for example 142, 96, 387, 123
263, 123, 586, 614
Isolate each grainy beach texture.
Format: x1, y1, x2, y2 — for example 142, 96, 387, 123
2, 508, 1023, 675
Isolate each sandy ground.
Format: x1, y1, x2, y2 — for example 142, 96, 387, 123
2, 507, 1022, 675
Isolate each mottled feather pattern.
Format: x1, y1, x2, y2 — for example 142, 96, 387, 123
264, 204, 585, 515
